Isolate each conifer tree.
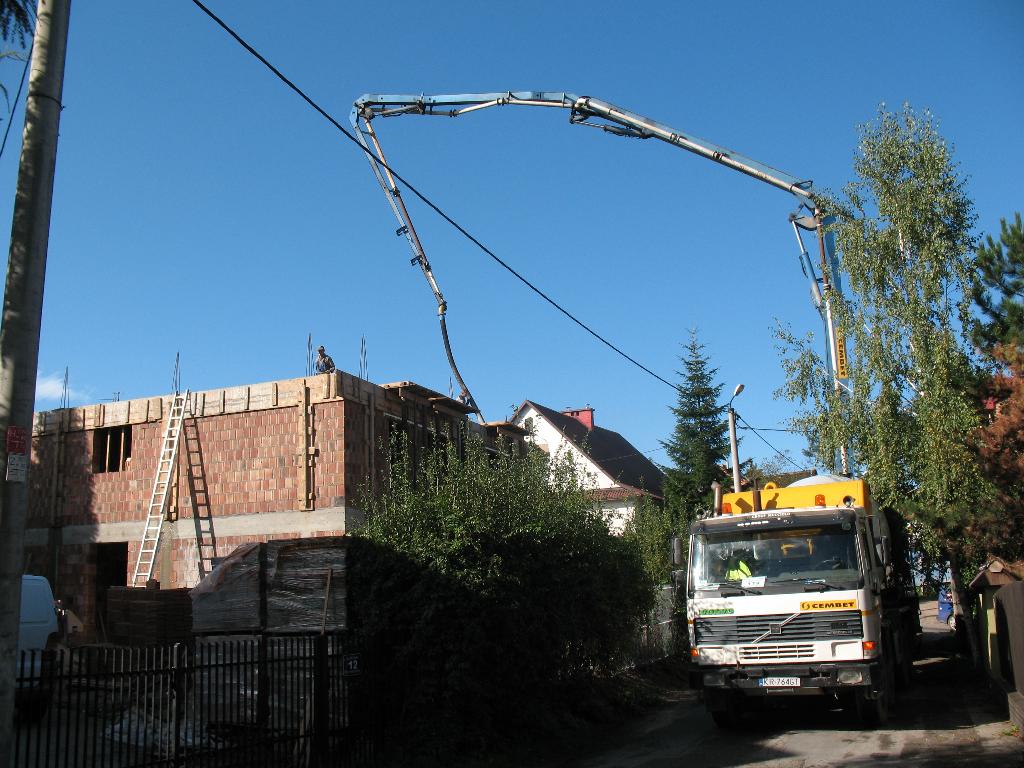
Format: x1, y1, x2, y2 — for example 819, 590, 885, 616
660, 331, 730, 533
972, 212, 1024, 354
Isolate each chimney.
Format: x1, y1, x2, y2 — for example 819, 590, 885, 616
562, 406, 595, 431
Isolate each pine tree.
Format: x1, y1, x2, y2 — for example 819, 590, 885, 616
660, 331, 730, 533
972, 212, 1024, 354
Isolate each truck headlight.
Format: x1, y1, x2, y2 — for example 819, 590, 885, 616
838, 670, 863, 685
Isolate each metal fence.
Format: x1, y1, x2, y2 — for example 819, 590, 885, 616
13, 634, 376, 768
631, 584, 681, 667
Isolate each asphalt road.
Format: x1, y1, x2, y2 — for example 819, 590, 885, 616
560, 602, 1023, 768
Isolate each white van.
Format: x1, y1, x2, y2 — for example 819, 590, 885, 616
16, 575, 59, 720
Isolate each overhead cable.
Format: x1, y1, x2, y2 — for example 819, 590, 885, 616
0, 42, 33, 162
189, 0, 676, 391
735, 413, 806, 471
189, 1, 816, 472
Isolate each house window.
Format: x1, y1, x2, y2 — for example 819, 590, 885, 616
93, 425, 132, 473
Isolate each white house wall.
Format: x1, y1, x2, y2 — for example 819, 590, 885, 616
599, 500, 633, 535
514, 405, 616, 490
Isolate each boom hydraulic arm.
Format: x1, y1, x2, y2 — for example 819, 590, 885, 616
350, 92, 848, 465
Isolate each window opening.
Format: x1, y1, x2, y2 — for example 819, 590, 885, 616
93, 426, 132, 473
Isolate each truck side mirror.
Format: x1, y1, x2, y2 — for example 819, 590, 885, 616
880, 535, 892, 567
671, 537, 684, 567
878, 535, 894, 581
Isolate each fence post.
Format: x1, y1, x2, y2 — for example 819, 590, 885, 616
172, 643, 186, 767
312, 634, 329, 768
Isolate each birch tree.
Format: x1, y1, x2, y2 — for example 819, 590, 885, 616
778, 104, 987, 664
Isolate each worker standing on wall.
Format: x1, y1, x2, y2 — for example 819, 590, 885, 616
314, 345, 336, 374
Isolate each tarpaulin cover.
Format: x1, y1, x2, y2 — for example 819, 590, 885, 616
191, 538, 348, 634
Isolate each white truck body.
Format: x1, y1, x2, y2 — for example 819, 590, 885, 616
686, 476, 919, 726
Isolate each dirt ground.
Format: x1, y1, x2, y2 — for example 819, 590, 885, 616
538, 600, 1023, 768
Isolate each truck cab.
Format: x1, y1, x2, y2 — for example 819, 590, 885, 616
687, 475, 919, 727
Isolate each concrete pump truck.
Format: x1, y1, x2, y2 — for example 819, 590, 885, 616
688, 475, 921, 727
348, 92, 922, 727
349, 91, 848, 444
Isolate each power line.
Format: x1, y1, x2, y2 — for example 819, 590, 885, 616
0, 43, 33, 162
187, 0, 826, 475
189, 0, 678, 392
735, 412, 806, 471
598, 445, 668, 463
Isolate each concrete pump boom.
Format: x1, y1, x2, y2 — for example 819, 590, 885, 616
349, 91, 849, 470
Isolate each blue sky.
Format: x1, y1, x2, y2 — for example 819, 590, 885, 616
2, 1, 1022, 471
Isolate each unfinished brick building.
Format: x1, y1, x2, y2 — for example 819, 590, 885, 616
25, 370, 524, 637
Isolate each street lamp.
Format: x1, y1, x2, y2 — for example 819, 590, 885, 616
727, 384, 744, 493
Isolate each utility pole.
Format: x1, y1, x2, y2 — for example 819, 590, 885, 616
0, 1, 72, 763
727, 384, 744, 493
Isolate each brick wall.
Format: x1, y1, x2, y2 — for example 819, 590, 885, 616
175, 407, 305, 519
312, 399, 346, 509
28, 396, 357, 529
29, 421, 167, 529
25, 372, 513, 639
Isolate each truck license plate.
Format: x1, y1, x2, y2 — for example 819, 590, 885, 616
758, 677, 800, 687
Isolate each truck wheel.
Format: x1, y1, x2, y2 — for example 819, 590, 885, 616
896, 633, 914, 689
897, 653, 913, 688
856, 653, 895, 727
854, 687, 888, 727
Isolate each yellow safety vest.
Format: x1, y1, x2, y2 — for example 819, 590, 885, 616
725, 560, 751, 581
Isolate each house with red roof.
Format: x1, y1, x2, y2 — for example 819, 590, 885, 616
511, 401, 664, 533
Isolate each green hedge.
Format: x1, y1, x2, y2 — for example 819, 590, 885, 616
347, 436, 653, 762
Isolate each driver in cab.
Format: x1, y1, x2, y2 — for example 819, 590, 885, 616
724, 549, 754, 581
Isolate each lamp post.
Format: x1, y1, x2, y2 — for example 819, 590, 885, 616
727, 384, 744, 493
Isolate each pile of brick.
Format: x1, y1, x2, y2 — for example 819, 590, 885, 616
106, 586, 193, 646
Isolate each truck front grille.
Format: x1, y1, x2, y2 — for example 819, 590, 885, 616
694, 610, 862, 645
738, 643, 815, 660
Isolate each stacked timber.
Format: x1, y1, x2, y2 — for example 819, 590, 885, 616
190, 537, 348, 634
106, 587, 193, 646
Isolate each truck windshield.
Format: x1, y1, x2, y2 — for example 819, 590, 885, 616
691, 524, 861, 592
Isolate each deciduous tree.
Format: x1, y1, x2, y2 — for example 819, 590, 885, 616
778, 104, 987, 665
0, 0, 31, 46
973, 346, 1024, 562
352, 434, 653, 757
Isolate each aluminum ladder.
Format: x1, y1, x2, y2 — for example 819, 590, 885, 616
131, 390, 189, 586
